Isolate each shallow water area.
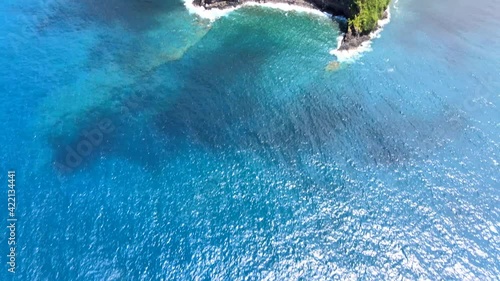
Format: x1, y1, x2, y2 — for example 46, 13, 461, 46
0, 0, 499, 279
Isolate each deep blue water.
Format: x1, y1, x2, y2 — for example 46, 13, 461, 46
1, 0, 499, 279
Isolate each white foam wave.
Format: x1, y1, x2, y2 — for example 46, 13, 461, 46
394, 0, 400, 11
243, 2, 329, 18
183, 0, 329, 21
330, 7, 391, 63
183, 0, 390, 63
183, 0, 237, 21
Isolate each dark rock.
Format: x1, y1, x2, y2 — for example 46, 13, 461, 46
338, 28, 370, 50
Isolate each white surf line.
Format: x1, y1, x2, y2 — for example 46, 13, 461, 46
244, 2, 329, 18
183, 0, 330, 21
183, 0, 390, 63
183, 0, 237, 21
393, 0, 399, 11
330, 6, 392, 63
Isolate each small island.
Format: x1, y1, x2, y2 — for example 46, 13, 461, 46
192, 0, 391, 50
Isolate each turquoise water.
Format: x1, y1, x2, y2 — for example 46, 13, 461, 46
1, 0, 499, 279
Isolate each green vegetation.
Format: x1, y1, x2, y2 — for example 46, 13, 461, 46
349, 0, 391, 34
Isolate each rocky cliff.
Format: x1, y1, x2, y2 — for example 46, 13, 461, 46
192, 0, 390, 50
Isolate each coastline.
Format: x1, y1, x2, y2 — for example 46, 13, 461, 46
331, 7, 391, 62
183, 0, 329, 21
183, 0, 391, 62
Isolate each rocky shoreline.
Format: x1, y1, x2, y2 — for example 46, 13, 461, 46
337, 10, 389, 51
191, 0, 390, 51
194, 0, 316, 10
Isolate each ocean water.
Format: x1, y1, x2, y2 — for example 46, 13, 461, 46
0, 0, 499, 279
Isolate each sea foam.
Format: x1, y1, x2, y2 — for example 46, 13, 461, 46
183, 0, 390, 63
183, 0, 329, 21
330, 7, 391, 63
183, 0, 237, 21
